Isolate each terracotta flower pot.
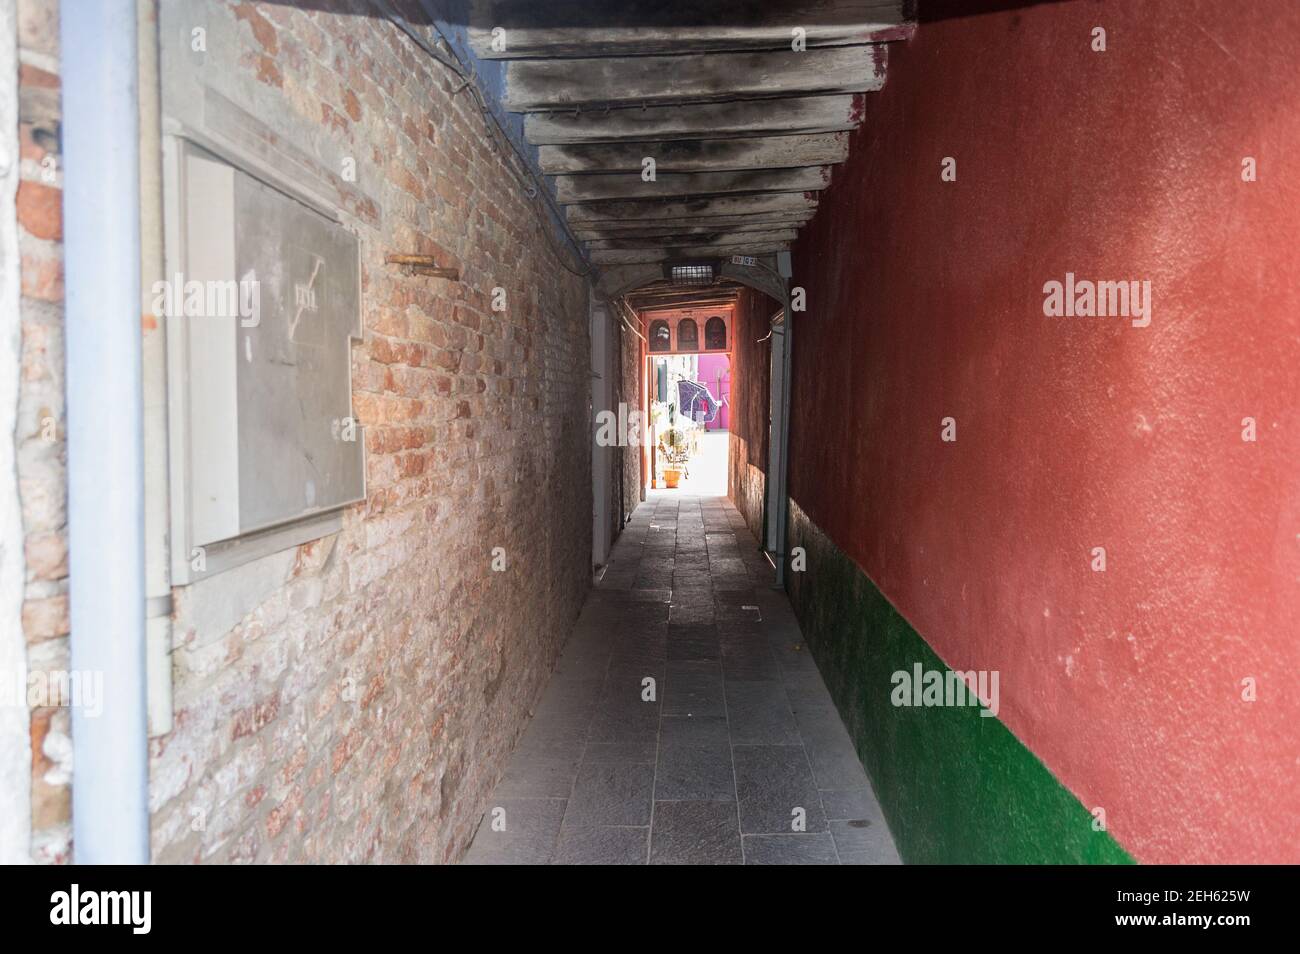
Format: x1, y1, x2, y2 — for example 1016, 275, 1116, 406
663, 468, 682, 489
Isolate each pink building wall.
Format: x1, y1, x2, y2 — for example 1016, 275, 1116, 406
696, 353, 730, 430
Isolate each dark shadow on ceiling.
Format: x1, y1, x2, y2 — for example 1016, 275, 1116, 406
269, 1, 1077, 29
914, 0, 1075, 22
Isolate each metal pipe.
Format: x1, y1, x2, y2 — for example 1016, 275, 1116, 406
616, 297, 648, 343
773, 293, 794, 587
763, 316, 786, 556
63, 0, 149, 863
138, 0, 174, 740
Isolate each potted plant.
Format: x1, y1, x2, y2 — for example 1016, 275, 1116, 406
660, 425, 690, 488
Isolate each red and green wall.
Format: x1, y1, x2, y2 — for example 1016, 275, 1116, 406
780, 0, 1300, 864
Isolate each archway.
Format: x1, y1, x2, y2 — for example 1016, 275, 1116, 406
595, 257, 787, 541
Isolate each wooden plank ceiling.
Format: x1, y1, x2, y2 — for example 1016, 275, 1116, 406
469, 1, 915, 267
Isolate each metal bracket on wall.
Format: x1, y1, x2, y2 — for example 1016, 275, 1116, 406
385, 253, 461, 281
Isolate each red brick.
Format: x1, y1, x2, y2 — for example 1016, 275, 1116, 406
343, 88, 363, 122
20, 248, 63, 302
281, 746, 308, 786
233, 2, 280, 55
252, 53, 282, 88
17, 180, 62, 241
265, 786, 302, 839
230, 693, 281, 742
320, 102, 348, 134
24, 530, 67, 580
22, 594, 68, 643
18, 63, 58, 89
30, 708, 70, 829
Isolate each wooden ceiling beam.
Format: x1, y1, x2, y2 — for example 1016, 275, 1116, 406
574, 215, 811, 239
591, 242, 790, 265
524, 93, 863, 145
587, 229, 799, 251
632, 281, 740, 293
635, 304, 739, 316
626, 282, 746, 310
566, 191, 818, 223
503, 45, 885, 110
469, 0, 913, 59
538, 132, 849, 175
629, 278, 742, 293
556, 167, 830, 203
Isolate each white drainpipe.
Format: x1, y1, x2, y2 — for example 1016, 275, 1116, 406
766, 253, 796, 586
63, 0, 149, 863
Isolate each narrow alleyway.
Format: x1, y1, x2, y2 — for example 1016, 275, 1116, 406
5, 0, 1295, 881
465, 493, 899, 865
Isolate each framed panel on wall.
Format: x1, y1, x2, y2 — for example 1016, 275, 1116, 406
163, 137, 365, 584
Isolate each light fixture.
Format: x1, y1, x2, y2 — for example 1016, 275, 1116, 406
670, 263, 713, 286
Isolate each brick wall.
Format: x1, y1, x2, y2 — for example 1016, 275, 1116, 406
12, 0, 72, 865
616, 311, 644, 524
148, 0, 593, 864
727, 286, 773, 542
8, 0, 595, 864
0, 0, 31, 865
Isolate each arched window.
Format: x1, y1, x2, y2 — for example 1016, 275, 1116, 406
676, 317, 699, 351
705, 316, 727, 350
649, 319, 671, 352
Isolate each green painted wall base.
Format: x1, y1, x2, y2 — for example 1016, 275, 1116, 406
785, 500, 1134, 865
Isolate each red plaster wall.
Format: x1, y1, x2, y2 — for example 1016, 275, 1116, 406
788, 0, 1300, 863
728, 287, 775, 541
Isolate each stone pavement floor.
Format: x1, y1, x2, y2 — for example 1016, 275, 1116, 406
463, 492, 902, 865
